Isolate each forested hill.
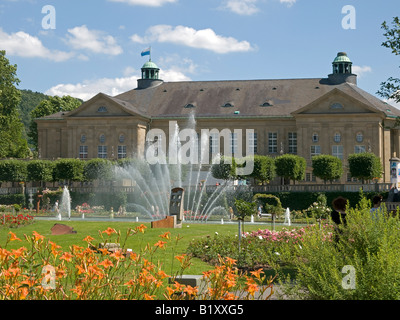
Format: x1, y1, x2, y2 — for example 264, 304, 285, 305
18, 89, 49, 131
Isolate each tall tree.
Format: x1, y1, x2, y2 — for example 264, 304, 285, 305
0, 51, 30, 158
377, 17, 400, 103
29, 95, 82, 150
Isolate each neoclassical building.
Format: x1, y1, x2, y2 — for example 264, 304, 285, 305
36, 52, 400, 183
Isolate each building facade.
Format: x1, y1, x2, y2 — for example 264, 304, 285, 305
36, 52, 400, 184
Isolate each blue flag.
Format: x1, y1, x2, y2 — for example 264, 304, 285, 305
141, 47, 151, 57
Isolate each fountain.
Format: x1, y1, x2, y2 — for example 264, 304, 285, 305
284, 207, 291, 226
113, 111, 249, 223
59, 186, 71, 220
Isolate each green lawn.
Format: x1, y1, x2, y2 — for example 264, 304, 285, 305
1, 219, 282, 275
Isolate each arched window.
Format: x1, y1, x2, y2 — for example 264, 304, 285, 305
356, 132, 363, 143
334, 133, 341, 143
312, 133, 319, 143
80, 134, 86, 143
99, 134, 106, 144
97, 106, 108, 113
119, 134, 125, 143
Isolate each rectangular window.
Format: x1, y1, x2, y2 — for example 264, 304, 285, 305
355, 145, 366, 154
79, 146, 88, 159
268, 132, 277, 153
332, 145, 343, 160
288, 132, 297, 154
248, 132, 258, 154
209, 133, 219, 157
98, 146, 107, 159
305, 173, 316, 182
230, 132, 238, 154
118, 146, 127, 159
310, 145, 321, 158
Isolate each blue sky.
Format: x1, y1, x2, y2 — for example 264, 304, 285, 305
0, 0, 399, 106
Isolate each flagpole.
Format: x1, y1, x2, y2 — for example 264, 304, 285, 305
149, 46, 152, 61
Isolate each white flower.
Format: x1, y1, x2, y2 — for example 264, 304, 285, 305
274, 252, 280, 256
215, 232, 218, 235
258, 235, 263, 240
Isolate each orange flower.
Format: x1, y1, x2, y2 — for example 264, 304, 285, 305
144, 293, 155, 300
124, 279, 135, 287
83, 235, 95, 243
110, 250, 124, 260
225, 257, 237, 266
154, 240, 167, 249
98, 259, 114, 269
75, 264, 85, 275
8, 231, 21, 241
245, 279, 259, 296
159, 231, 170, 240
32, 231, 44, 241
157, 270, 170, 280
71, 285, 83, 297
102, 227, 116, 236
98, 248, 110, 255
136, 224, 147, 233
0, 248, 10, 261
166, 286, 175, 296
175, 254, 186, 263
250, 268, 263, 280
223, 292, 238, 300
11, 247, 27, 258
184, 285, 198, 296
60, 252, 73, 262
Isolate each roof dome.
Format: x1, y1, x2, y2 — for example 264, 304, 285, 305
142, 60, 159, 69
333, 52, 352, 63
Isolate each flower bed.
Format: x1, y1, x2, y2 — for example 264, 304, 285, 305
0, 227, 274, 300
1, 213, 34, 228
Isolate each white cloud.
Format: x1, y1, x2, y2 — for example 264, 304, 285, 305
108, 0, 177, 7
224, 0, 259, 16
353, 65, 372, 78
0, 28, 74, 62
131, 25, 254, 54
66, 25, 123, 56
45, 67, 191, 101
280, 0, 296, 7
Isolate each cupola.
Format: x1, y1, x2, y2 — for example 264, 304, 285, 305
328, 52, 357, 85
137, 59, 164, 89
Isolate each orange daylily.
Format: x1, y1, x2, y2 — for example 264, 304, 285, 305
184, 285, 198, 296
159, 231, 170, 240
154, 240, 167, 249
102, 227, 116, 236
32, 231, 44, 241
144, 293, 155, 300
83, 235, 95, 243
60, 252, 74, 262
110, 250, 124, 260
250, 268, 264, 280
8, 231, 21, 241
175, 254, 186, 263
98, 259, 114, 269
136, 224, 147, 233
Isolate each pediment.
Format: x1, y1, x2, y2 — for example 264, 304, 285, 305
292, 88, 383, 116
66, 93, 142, 118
